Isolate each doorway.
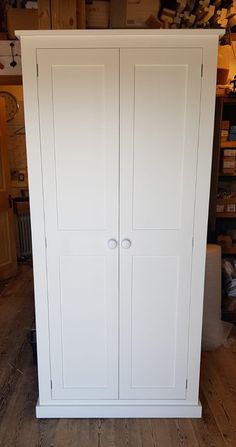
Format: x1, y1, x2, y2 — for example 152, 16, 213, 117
0, 82, 32, 282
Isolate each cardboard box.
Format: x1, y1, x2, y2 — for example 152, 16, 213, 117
224, 149, 236, 156
223, 157, 236, 169
229, 134, 236, 141
0, 33, 8, 40
216, 197, 236, 213
86, 1, 110, 28
221, 129, 229, 141
217, 234, 233, 248
110, 0, 160, 28
227, 203, 236, 212
221, 120, 230, 129
216, 203, 225, 213
7, 8, 38, 39
222, 168, 236, 174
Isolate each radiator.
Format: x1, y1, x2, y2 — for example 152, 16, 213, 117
16, 213, 32, 258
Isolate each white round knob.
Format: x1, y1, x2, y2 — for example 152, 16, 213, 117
121, 239, 132, 249
108, 239, 117, 249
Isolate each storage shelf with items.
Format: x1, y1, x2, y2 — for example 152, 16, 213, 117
216, 195, 236, 217
208, 95, 236, 323
221, 246, 236, 254
220, 141, 236, 148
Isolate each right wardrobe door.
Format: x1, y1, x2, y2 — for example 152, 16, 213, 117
119, 48, 203, 400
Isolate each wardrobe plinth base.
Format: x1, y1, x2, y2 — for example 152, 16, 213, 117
36, 401, 202, 419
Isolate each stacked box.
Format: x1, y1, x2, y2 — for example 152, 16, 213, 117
110, 0, 160, 28
229, 125, 236, 141
216, 197, 236, 213
86, 1, 110, 28
217, 234, 233, 248
7, 8, 38, 39
224, 149, 236, 156
221, 129, 229, 141
221, 120, 230, 142
223, 157, 236, 169
223, 149, 236, 173
221, 120, 230, 130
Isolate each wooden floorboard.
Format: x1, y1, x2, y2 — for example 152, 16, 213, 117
1, 265, 236, 446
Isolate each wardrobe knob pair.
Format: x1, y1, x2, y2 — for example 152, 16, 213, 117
108, 239, 132, 249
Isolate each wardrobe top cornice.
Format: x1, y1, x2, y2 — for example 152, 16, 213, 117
16, 29, 223, 38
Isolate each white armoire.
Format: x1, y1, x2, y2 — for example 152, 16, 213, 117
17, 30, 221, 418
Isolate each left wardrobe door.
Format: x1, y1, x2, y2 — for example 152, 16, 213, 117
37, 49, 119, 400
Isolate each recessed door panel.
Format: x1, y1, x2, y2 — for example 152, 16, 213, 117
133, 64, 187, 230
120, 48, 202, 399
131, 256, 179, 389
60, 256, 108, 389
37, 49, 119, 400
52, 65, 107, 230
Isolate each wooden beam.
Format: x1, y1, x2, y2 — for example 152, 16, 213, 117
38, 0, 52, 29
0, 76, 22, 85
77, 0, 86, 29
51, 0, 77, 29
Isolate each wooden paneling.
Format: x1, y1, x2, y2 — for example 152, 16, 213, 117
51, 0, 77, 29
0, 76, 22, 85
38, 0, 51, 29
38, 0, 85, 29
77, 0, 86, 29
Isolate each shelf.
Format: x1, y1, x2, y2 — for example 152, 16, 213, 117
220, 141, 236, 148
216, 213, 236, 218
221, 247, 236, 254
219, 173, 236, 177
222, 97, 236, 104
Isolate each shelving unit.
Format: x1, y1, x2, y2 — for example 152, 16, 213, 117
208, 96, 236, 238
220, 141, 236, 148
208, 95, 236, 323
221, 247, 236, 254
36, 1, 236, 31
216, 212, 236, 218
219, 173, 236, 176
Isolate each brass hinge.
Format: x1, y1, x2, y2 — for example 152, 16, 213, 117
36, 63, 39, 77
201, 64, 203, 78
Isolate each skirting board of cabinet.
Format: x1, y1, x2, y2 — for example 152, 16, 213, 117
36, 401, 202, 418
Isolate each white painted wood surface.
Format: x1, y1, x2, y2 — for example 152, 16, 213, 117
37, 49, 119, 400
36, 402, 202, 418
119, 48, 202, 400
18, 30, 219, 418
16, 29, 222, 36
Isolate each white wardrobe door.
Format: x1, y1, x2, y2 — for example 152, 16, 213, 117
119, 48, 202, 400
37, 49, 119, 400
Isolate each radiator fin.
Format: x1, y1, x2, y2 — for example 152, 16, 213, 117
16, 213, 32, 258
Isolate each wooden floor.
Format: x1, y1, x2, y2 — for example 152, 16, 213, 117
1, 265, 236, 447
